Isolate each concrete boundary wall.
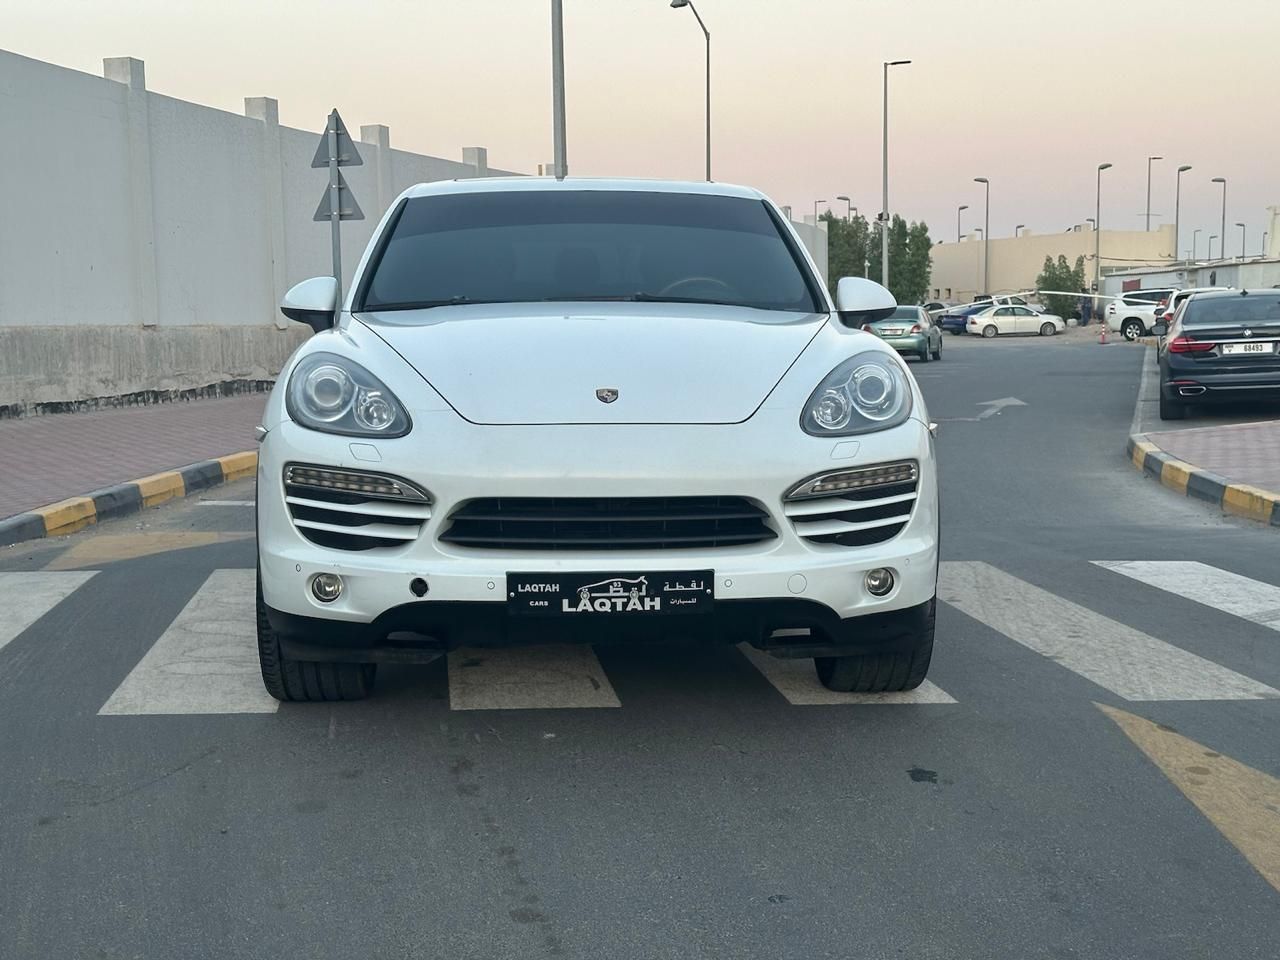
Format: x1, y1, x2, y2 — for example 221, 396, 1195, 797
0, 48, 518, 411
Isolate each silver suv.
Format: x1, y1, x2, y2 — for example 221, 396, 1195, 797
1104, 288, 1175, 341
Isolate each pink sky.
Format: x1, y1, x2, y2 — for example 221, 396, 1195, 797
9, 0, 1279, 255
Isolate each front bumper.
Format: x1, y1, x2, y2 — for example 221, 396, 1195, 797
258, 410, 939, 658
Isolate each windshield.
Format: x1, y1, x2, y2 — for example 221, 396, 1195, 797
1184, 294, 1280, 326
357, 190, 821, 315
888, 306, 919, 320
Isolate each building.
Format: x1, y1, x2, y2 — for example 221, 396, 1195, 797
929, 224, 1174, 303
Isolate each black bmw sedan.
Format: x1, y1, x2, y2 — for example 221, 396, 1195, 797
1155, 289, 1280, 420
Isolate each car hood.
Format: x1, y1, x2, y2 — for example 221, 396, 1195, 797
353, 303, 827, 425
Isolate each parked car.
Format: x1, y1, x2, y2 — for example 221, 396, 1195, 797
990, 294, 1043, 312
967, 305, 1065, 338
864, 305, 943, 362
1154, 287, 1233, 323
258, 177, 940, 699
921, 300, 949, 320
939, 302, 990, 334
1105, 288, 1176, 341
1154, 289, 1280, 420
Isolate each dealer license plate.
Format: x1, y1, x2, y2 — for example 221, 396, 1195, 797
1222, 342, 1273, 355
507, 570, 714, 617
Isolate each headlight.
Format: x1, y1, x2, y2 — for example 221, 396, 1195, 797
801, 351, 912, 436
286, 353, 411, 438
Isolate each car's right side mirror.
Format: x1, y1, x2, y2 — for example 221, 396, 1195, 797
1151, 321, 1168, 336
281, 276, 338, 333
835, 276, 897, 325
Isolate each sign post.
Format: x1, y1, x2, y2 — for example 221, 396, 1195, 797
311, 109, 364, 316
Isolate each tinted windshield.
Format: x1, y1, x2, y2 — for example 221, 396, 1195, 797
358, 190, 820, 315
889, 306, 920, 320
1184, 294, 1280, 326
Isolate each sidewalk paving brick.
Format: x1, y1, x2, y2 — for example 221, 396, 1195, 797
1146, 420, 1280, 494
0, 396, 264, 520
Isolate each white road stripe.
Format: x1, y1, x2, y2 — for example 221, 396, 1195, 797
198, 500, 255, 507
0, 572, 97, 653
940, 561, 1279, 701
1094, 561, 1280, 631
99, 569, 278, 715
739, 644, 956, 705
447, 645, 621, 710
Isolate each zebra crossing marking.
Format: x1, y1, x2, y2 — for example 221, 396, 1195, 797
446, 644, 622, 710
99, 569, 278, 715
737, 644, 956, 705
0, 572, 97, 653
939, 561, 1279, 702
1094, 561, 1280, 632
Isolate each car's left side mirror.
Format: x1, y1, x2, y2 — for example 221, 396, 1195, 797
281, 276, 338, 333
1151, 320, 1168, 336
835, 276, 897, 325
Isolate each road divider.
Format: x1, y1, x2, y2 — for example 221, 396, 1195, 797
0, 451, 258, 548
1126, 434, 1280, 527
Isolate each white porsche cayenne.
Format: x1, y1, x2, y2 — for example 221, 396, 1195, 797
256, 178, 939, 701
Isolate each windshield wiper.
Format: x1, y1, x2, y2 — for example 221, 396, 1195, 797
362, 296, 508, 311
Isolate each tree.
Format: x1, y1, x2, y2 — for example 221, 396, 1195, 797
821, 211, 871, 287
864, 215, 933, 304
1035, 254, 1086, 320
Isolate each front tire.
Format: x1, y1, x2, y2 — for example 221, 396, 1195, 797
1039, 321, 1056, 337
257, 576, 376, 701
931, 340, 942, 360
814, 599, 936, 693
981, 324, 998, 339
1122, 319, 1143, 341
918, 344, 930, 363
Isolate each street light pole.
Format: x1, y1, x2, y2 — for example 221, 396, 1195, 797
1173, 165, 1191, 262
1095, 163, 1112, 292
670, 0, 711, 181
881, 59, 910, 289
1209, 235, 1218, 260
1145, 156, 1162, 231
550, 0, 567, 179
1236, 222, 1247, 259
974, 178, 990, 294
957, 204, 968, 243
814, 199, 826, 226
1015, 223, 1026, 237
1211, 177, 1227, 261
837, 195, 853, 221
1192, 228, 1201, 259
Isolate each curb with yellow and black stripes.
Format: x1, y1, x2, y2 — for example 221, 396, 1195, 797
1127, 435, 1280, 527
0, 451, 257, 548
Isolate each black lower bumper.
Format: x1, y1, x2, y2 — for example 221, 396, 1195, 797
266, 596, 936, 663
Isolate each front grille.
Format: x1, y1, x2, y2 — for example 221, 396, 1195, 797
285, 465, 432, 551
784, 463, 919, 547
439, 496, 775, 551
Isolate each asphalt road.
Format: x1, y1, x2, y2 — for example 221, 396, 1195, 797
3, 335, 1279, 959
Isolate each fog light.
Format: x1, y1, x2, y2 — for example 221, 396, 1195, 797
311, 573, 343, 603
865, 567, 895, 597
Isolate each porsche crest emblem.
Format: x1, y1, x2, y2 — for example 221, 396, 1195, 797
596, 388, 619, 404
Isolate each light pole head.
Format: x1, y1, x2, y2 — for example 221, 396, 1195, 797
973, 177, 988, 184
1016, 224, 1026, 233
959, 204, 969, 211
1212, 177, 1226, 184
1236, 222, 1246, 228
836, 195, 850, 203
885, 59, 911, 66
670, 0, 689, 7
1178, 164, 1192, 173
1098, 163, 1113, 171
1149, 156, 1163, 162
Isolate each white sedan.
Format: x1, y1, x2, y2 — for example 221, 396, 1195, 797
257, 177, 939, 699
967, 304, 1065, 338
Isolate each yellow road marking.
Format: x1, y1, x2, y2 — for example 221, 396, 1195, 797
1159, 459, 1197, 495
1097, 703, 1280, 894
35, 497, 96, 536
1131, 440, 1157, 470
1222, 485, 1278, 524
217, 451, 258, 483
45, 531, 253, 570
134, 471, 185, 508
